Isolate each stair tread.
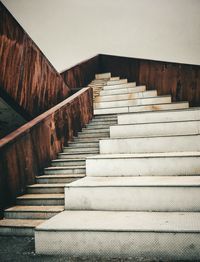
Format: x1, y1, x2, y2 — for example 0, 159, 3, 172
94, 101, 188, 111
95, 95, 160, 104
35, 210, 200, 232
17, 194, 64, 199
52, 159, 85, 162
36, 174, 85, 178
119, 106, 200, 116
88, 151, 200, 159
102, 133, 200, 140
45, 166, 85, 170
5, 206, 64, 212
27, 183, 65, 188
59, 152, 98, 155
67, 176, 200, 187
0, 219, 44, 228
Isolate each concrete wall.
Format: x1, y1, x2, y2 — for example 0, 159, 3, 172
2, 0, 200, 72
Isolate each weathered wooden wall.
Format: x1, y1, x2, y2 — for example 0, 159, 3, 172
99, 54, 200, 106
0, 2, 70, 118
60, 55, 100, 89
0, 87, 93, 215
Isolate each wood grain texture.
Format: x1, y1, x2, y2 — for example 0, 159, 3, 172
61, 55, 100, 89
0, 2, 70, 118
0, 87, 93, 215
99, 54, 200, 106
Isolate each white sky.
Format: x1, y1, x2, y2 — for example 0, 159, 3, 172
2, 0, 200, 72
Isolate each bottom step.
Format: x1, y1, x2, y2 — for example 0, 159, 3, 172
0, 219, 44, 236
35, 210, 200, 260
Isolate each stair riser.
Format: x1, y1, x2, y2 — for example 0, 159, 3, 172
94, 103, 189, 115
27, 187, 64, 194
68, 142, 99, 147
36, 177, 82, 184
63, 147, 100, 153
35, 230, 200, 260
118, 109, 200, 125
100, 86, 146, 96
95, 91, 157, 102
65, 187, 200, 212
110, 121, 200, 138
0, 227, 34, 236
92, 117, 117, 120
52, 162, 85, 167
86, 125, 116, 129
44, 168, 85, 175
129, 102, 189, 113
86, 157, 200, 177
4, 212, 59, 220
94, 97, 171, 109
106, 79, 128, 86
100, 135, 200, 154
58, 154, 95, 159
89, 121, 117, 126
17, 199, 64, 206
78, 133, 109, 138
80, 129, 109, 134
93, 115, 117, 119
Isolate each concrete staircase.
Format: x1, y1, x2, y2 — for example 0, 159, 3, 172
0, 74, 119, 236
34, 73, 200, 260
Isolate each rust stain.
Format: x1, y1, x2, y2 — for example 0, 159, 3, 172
0, 87, 93, 213
100, 54, 200, 107
0, 2, 70, 118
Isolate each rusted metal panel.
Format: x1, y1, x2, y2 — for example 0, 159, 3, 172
100, 54, 200, 107
0, 2, 70, 118
0, 87, 93, 215
61, 55, 100, 89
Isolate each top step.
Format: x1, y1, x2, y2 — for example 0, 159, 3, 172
95, 73, 111, 80
106, 79, 128, 86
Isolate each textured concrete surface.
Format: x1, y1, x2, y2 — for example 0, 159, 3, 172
0, 236, 155, 261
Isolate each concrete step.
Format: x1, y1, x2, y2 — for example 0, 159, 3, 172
94, 96, 171, 109
94, 102, 189, 115
117, 107, 200, 125
100, 134, 200, 154
63, 147, 99, 153
36, 174, 85, 184
93, 114, 117, 120
35, 210, 200, 260
80, 128, 109, 134
44, 166, 86, 175
104, 81, 133, 90
106, 79, 128, 86
4, 206, 64, 219
89, 120, 117, 126
64, 176, 200, 212
0, 219, 43, 236
52, 159, 85, 167
73, 137, 103, 143
95, 72, 111, 79
129, 101, 189, 113
86, 152, 200, 177
110, 120, 200, 138
16, 194, 64, 206
68, 142, 99, 147
100, 86, 146, 96
95, 90, 157, 102
78, 132, 109, 139
86, 124, 117, 129
27, 184, 65, 194
58, 152, 98, 159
